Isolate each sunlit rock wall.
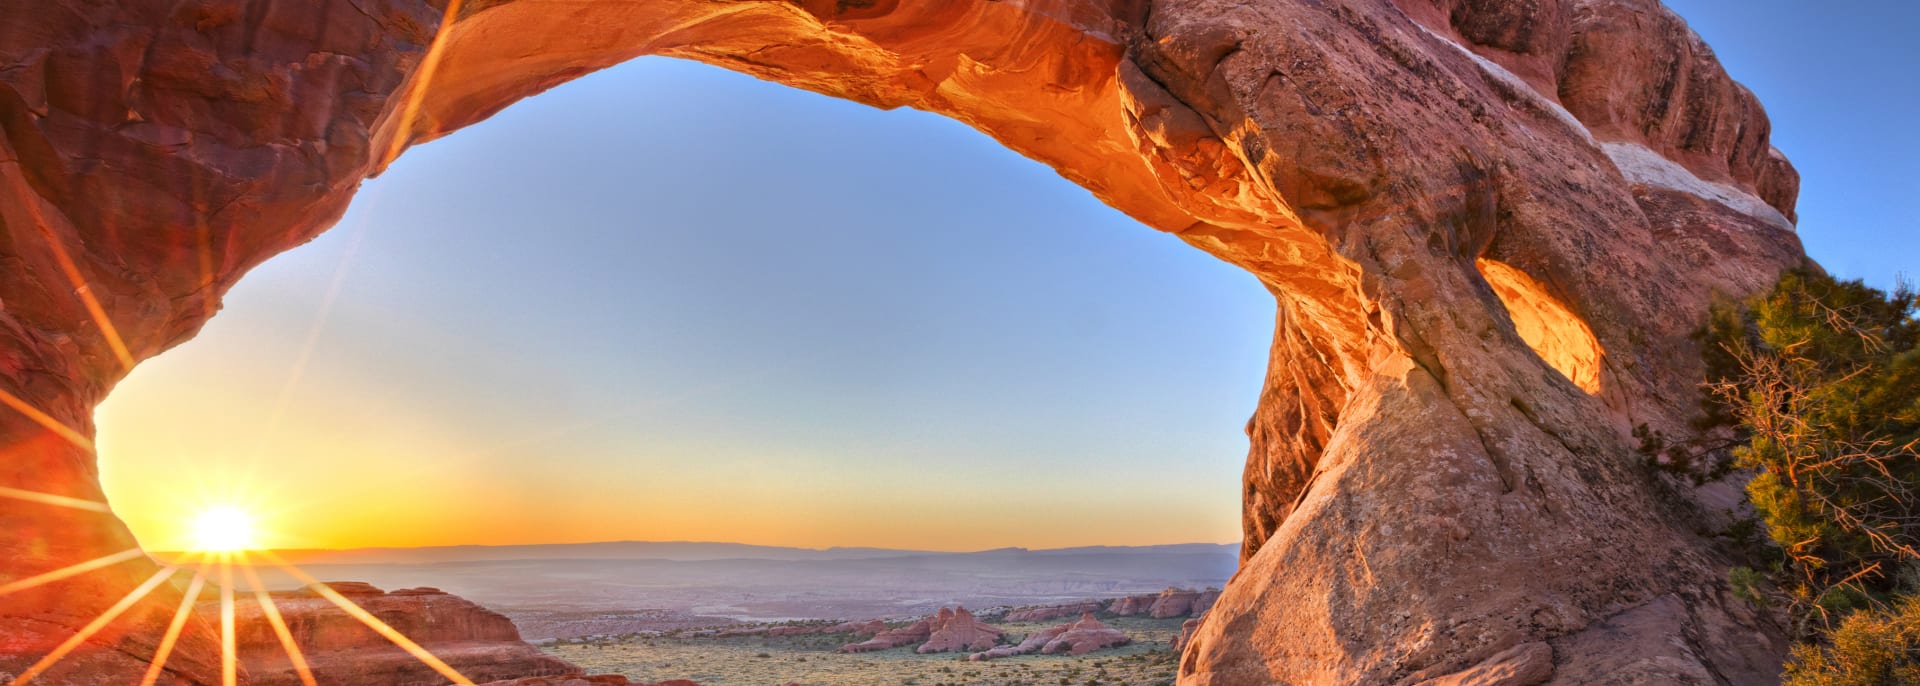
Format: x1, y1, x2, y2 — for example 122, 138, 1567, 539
0, 0, 1806, 683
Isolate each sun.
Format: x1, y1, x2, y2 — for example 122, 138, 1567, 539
191, 506, 259, 552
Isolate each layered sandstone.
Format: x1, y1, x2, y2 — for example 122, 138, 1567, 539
0, 0, 1808, 683
220, 583, 601, 686
1105, 588, 1219, 619
916, 607, 1002, 654
834, 620, 932, 654
970, 613, 1131, 661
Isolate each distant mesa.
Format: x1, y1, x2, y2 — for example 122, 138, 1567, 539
1003, 601, 1105, 623
970, 613, 1131, 661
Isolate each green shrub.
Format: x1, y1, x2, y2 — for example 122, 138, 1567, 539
1706, 270, 1920, 677
1784, 597, 1920, 685
1704, 270, 1920, 623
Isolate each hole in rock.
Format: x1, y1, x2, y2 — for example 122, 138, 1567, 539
93, 58, 1270, 577
1476, 258, 1605, 394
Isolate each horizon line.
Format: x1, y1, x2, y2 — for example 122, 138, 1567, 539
145, 537, 1243, 557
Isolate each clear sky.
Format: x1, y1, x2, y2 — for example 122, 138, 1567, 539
96, 56, 1274, 552
96, 4, 1916, 553
1663, 0, 1919, 291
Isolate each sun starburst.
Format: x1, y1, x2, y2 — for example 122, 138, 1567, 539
192, 506, 259, 553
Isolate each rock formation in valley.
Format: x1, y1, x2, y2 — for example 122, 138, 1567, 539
834, 619, 933, 654
970, 613, 1132, 661
1171, 618, 1203, 654
708, 618, 888, 639
221, 583, 624, 686
836, 607, 1001, 654
0, 0, 1809, 683
1105, 588, 1219, 619
915, 607, 1002, 654
1003, 602, 1107, 623
477, 678, 699, 686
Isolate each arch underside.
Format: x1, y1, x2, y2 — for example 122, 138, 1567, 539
0, 0, 1808, 683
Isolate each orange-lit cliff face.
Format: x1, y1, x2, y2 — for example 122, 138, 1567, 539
0, 0, 1804, 683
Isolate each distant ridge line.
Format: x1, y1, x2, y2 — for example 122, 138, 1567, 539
148, 540, 1239, 566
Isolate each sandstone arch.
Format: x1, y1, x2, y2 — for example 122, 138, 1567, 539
0, 0, 1810, 683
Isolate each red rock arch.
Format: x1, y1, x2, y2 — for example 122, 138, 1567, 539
0, 0, 1806, 683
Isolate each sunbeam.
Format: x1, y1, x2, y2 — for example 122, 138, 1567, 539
0, 386, 97, 453
378, 0, 465, 169
256, 550, 477, 685
139, 556, 210, 686
220, 552, 237, 686
0, 548, 144, 597
10, 565, 177, 685
243, 217, 370, 471
0, 484, 110, 512
238, 553, 319, 686
3, 171, 135, 372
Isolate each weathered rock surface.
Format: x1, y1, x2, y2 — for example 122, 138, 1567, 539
0, 0, 1808, 683
1170, 618, 1203, 654
971, 613, 1131, 661
219, 583, 609, 686
1105, 588, 1219, 619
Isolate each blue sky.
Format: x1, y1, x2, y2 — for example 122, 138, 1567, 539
97, 57, 1272, 551
95, 4, 1916, 551
1665, 0, 1919, 289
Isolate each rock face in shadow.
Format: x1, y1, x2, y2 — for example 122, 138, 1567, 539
218, 583, 611, 686
0, 0, 1806, 683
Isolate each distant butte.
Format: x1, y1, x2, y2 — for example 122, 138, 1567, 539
0, 0, 1807, 682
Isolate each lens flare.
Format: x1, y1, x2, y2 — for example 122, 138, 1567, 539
192, 507, 258, 552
